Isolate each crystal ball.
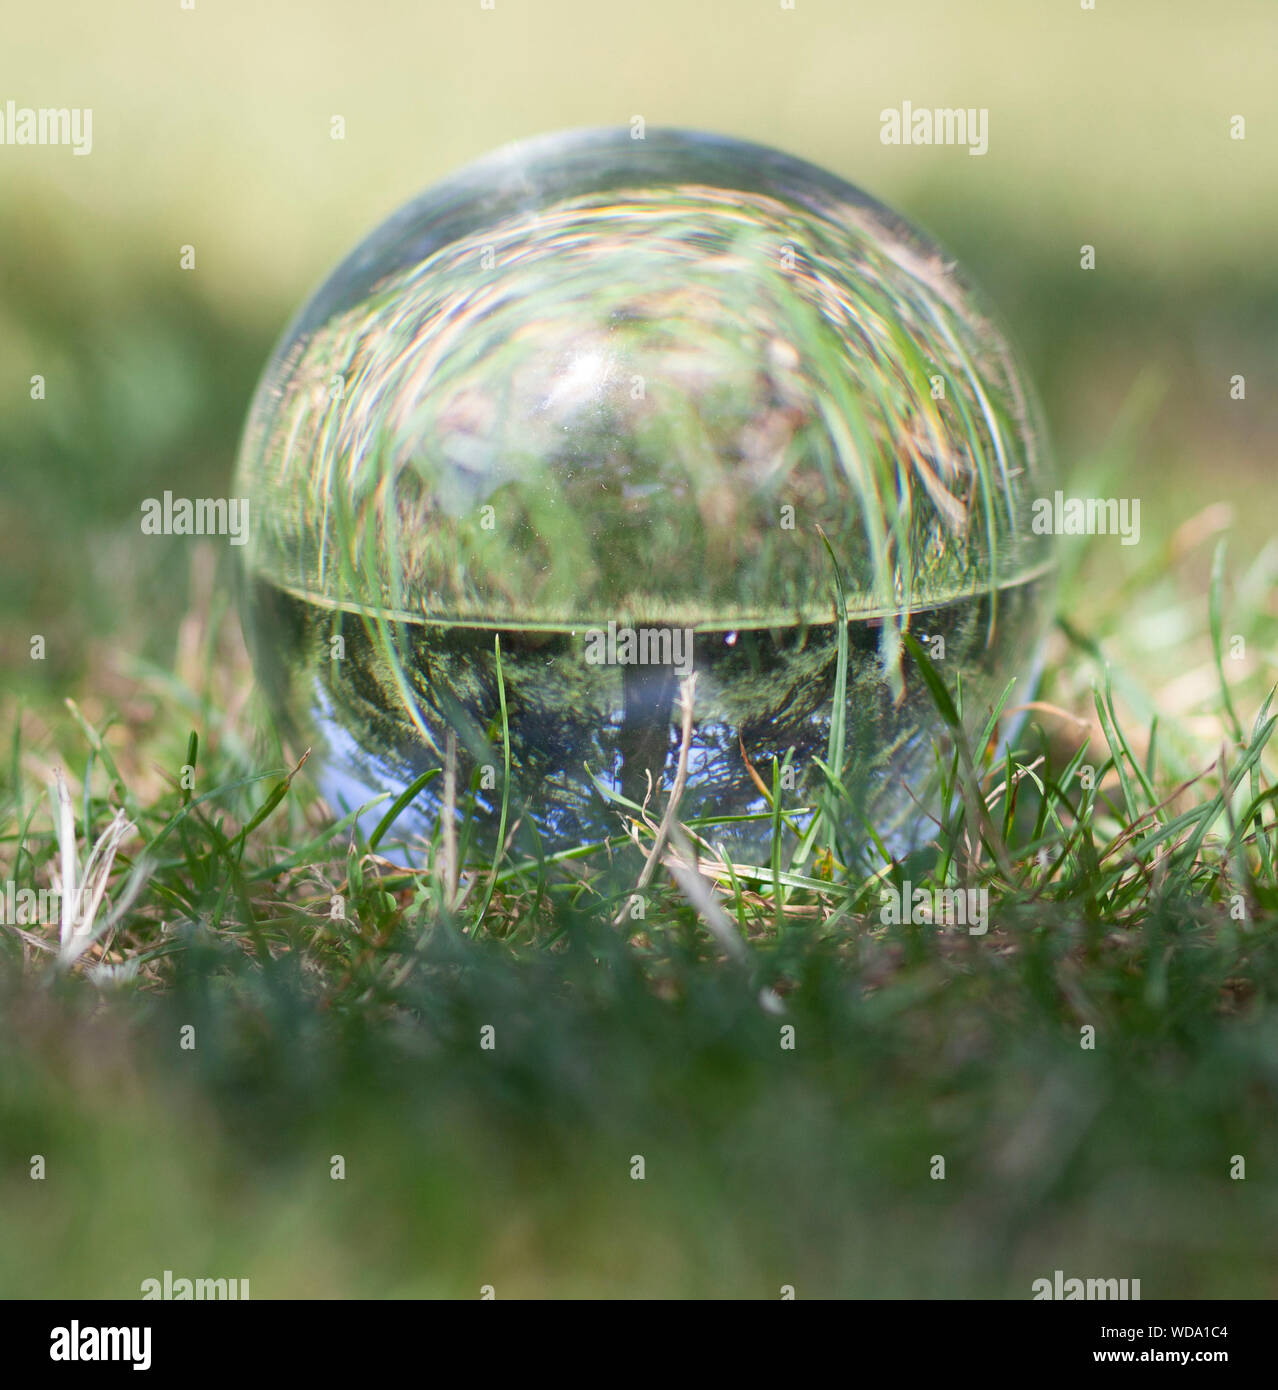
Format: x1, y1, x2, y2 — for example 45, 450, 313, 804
234, 128, 1054, 866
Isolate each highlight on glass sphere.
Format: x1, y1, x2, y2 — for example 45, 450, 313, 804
234, 127, 1055, 866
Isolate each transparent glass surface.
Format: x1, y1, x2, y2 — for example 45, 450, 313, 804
234, 128, 1054, 863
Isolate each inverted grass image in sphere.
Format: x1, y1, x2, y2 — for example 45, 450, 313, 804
235, 128, 1054, 865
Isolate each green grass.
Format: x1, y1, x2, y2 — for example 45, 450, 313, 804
1, 28, 1275, 1291
1, 509, 1276, 1297
2, 211, 1275, 1299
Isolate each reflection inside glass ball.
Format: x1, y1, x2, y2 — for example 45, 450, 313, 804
235, 128, 1054, 865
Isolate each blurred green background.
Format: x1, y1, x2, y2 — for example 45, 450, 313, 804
2, 0, 1277, 1301
2, 0, 1275, 682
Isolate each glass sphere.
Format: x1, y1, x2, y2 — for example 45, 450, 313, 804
235, 128, 1054, 866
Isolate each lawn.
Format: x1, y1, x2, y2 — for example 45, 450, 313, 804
2, 508, 1276, 1296
2, 0, 1276, 1302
